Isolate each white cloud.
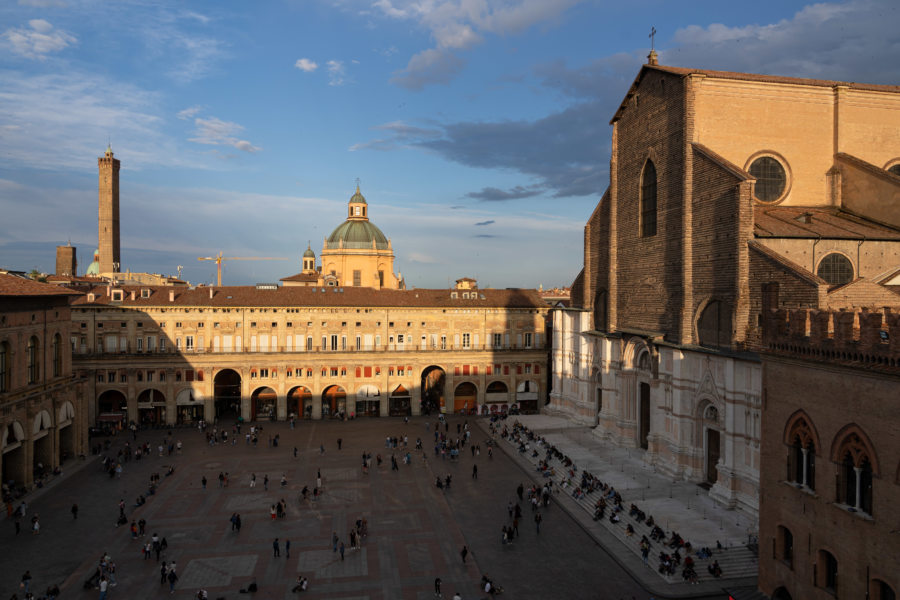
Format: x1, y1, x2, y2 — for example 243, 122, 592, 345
665, 0, 900, 84
2, 19, 76, 60
326, 59, 347, 86
176, 105, 204, 120
18, 0, 67, 6
189, 117, 261, 153
377, 0, 582, 89
294, 58, 318, 72
0, 70, 194, 171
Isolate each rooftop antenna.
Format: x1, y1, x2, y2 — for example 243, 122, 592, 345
649, 26, 657, 51
176, 265, 184, 279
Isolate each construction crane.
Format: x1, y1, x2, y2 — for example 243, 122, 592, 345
197, 252, 288, 286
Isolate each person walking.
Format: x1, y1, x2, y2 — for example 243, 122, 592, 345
273, 538, 280, 557
337, 438, 342, 450
201, 475, 207, 490
71, 503, 79, 520
332, 532, 339, 552
263, 475, 268, 491
460, 545, 468, 563
472, 464, 477, 479
434, 577, 442, 597
339, 541, 345, 561
167, 567, 178, 593
21, 570, 32, 594
285, 539, 291, 558
160, 562, 168, 585
250, 473, 256, 488
534, 511, 542, 534
98, 575, 108, 600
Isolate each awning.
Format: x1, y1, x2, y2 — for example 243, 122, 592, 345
97, 413, 126, 422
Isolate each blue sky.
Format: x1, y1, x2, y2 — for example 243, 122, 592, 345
1, 0, 897, 288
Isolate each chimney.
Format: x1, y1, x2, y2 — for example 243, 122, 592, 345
130, 290, 136, 301
169, 290, 175, 302
209, 287, 214, 299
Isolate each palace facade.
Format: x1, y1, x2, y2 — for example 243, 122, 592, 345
758, 306, 900, 600
549, 53, 900, 516
0, 273, 87, 493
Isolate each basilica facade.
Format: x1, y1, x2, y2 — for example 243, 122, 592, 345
549, 53, 900, 516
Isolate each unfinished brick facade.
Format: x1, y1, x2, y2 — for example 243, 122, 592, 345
550, 56, 900, 517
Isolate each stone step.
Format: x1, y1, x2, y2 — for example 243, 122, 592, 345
502, 436, 759, 584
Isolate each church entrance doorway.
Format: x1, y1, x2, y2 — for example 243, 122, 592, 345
706, 428, 720, 484
214, 369, 241, 420
420, 366, 445, 415
639, 382, 650, 450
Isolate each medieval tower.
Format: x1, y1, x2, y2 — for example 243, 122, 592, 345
97, 145, 120, 274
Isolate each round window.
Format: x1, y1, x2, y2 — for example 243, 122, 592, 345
749, 156, 787, 202
817, 253, 853, 285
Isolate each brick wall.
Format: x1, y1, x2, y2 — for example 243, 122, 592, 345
613, 69, 686, 337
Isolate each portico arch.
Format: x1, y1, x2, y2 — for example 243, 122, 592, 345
355, 384, 381, 417
2, 421, 26, 488
322, 385, 346, 419
251, 386, 277, 421
390, 385, 411, 417
453, 382, 477, 414
421, 366, 446, 415
57, 401, 76, 462
288, 386, 313, 420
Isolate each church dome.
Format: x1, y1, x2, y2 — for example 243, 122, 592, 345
326, 220, 389, 250
303, 245, 315, 258
349, 187, 367, 205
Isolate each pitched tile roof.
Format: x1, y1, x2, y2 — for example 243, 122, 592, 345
72, 285, 547, 310
754, 207, 900, 240
279, 272, 319, 283
0, 273, 82, 297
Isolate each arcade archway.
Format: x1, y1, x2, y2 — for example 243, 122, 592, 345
288, 386, 312, 420
2, 421, 26, 491
322, 385, 346, 419
97, 389, 127, 431
57, 401, 75, 462
453, 382, 477, 414
421, 366, 445, 415
175, 388, 204, 424
214, 369, 241, 419
390, 385, 411, 417
32, 410, 53, 478
516, 380, 539, 413
355, 385, 381, 417
251, 387, 277, 420
137, 388, 166, 426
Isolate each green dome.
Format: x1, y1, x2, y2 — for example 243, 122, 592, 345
303, 246, 315, 258
350, 187, 367, 204
326, 220, 389, 250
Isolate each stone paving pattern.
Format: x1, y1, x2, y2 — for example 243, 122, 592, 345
0, 415, 752, 600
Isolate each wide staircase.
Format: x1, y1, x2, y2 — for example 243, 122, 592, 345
500, 431, 759, 585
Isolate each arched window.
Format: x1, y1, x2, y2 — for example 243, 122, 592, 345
27, 336, 39, 384
52, 333, 62, 377
593, 289, 608, 332
835, 430, 875, 515
786, 415, 816, 490
817, 253, 853, 285
749, 156, 787, 202
640, 160, 657, 237
698, 300, 733, 348
777, 525, 793, 568
0, 341, 9, 392
888, 164, 900, 177
818, 550, 838, 592
874, 580, 896, 600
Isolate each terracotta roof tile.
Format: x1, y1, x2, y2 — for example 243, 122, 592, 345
754, 206, 900, 240
279, 272, 319, 282
72, 285, 547, 310
0, 273, 82, 297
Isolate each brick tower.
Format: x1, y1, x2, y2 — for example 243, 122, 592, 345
55, 243, 77, 276
98, 145, 120, 274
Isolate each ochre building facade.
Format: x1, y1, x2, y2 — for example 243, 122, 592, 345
72, 285, 548, 426
549, 54, 900, 516
0, 273, 87, 494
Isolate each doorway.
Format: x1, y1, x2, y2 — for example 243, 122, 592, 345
214, 369, 242, 419
706, 428, 721, 484
639, 382, 650, 450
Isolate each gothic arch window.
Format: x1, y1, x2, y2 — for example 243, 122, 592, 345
703, 404, 719, 423
640, 160, 657, 237
697, 300, 733, 348
785, 414, 817, 490
593, 289, 608, 332
833, 428, 876, 515
27, 336, 39, 384
816, 253, 854, 286
637, 350, 651, 371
